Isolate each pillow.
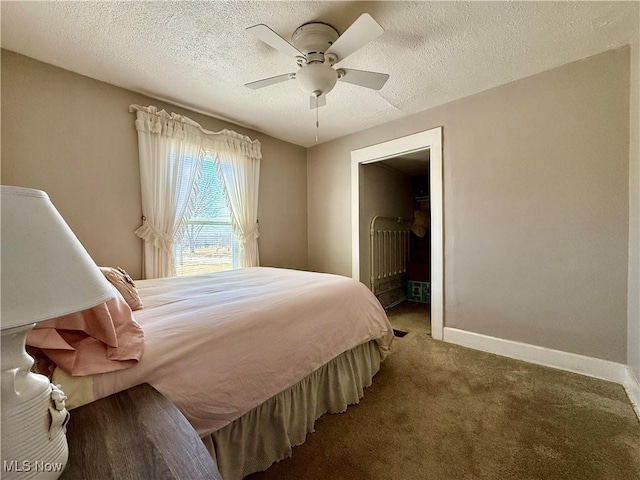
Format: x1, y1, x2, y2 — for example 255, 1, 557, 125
99, 266, 143, 311
27, 294, 144, 376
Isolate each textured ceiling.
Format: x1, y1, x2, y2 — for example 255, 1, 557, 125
1, 1, 638, 147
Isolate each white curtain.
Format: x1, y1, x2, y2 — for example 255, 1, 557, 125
212, 149, 261, 267
132, 106, 203, 278
130, 105, 262, 277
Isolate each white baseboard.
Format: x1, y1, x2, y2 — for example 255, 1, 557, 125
624, 368, 640, 420
443, 327, 640, 421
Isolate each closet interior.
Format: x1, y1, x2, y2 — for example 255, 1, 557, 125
360, 149, 431, 325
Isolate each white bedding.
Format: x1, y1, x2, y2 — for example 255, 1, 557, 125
54, 267, 393, 436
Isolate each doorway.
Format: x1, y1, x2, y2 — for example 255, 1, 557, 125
350, 128, 443, 340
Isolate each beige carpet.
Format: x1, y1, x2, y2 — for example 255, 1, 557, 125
248, 302, 640, 480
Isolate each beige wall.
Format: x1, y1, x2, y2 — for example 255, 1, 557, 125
359, 163, 414, 289
1, 50, 308, 280
308, 47, 630, 363
628, 33, 640, 380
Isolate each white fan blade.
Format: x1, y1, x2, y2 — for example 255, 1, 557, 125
309, 95, 327, 109
245, 73, 294, 90
338, 68, 389, 90
246, 24, 303, 58
325, 13, 383, 63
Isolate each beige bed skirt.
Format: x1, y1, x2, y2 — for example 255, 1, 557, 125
202, 340, 382, 480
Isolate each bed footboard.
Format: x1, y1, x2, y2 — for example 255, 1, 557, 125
369, 216, 411, 309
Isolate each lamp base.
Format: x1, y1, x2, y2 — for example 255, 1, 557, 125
1, 325, 69, 479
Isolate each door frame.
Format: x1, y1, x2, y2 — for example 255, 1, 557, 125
350, 127, 444, 340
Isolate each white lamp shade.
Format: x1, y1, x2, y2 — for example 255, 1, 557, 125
1, 186, 116, 328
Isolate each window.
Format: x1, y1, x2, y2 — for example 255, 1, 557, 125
132, 105, 260, 279
173, 157, 238, 276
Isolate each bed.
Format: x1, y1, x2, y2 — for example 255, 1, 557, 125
50, 267, 394, 479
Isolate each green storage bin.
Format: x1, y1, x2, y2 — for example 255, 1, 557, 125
407, 281, 430, 303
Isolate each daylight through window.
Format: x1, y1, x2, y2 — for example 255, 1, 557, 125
174, 157, 238, 276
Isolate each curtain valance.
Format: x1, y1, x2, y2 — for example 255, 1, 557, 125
129, 105, 262, 160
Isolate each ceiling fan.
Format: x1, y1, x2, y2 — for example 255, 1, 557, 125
245, 13, 390, 109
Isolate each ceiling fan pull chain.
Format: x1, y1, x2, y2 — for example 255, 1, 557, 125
315, 93, 320, 143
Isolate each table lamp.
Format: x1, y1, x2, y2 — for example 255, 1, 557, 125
1, 186, 116, 479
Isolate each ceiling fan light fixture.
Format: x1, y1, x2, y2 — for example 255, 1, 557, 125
245, 13, 389, 111
296, 63, 338, 96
